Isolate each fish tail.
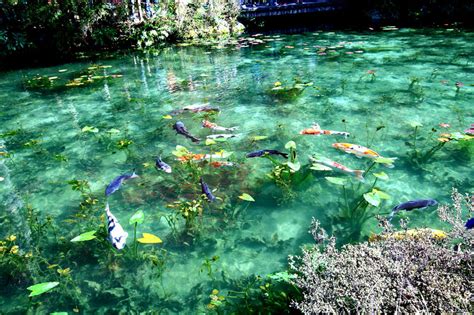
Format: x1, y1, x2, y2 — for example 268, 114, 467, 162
229, 126, 239, 131
382, 157, 397, 168
281, 152, 289, 159
354, 170, 365, 182
388, 211, 395, 222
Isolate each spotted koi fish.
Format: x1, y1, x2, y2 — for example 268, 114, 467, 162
300, 123, 349, 138
332, 143, 396, 167
209, 161, 234, 168
105, 203, 128, 250
309, 154, 364, 182
202, 120, 238, 132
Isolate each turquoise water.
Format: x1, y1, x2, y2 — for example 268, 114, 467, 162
0, 28, 473, 313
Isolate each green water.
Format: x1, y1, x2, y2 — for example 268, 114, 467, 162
0, 28, 473, 313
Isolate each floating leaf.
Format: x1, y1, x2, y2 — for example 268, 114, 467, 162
162, 115, 172, 119
81, 126, 99, 133
287, 161, 301, 172
325, 177, 347, 186
71, 230, 97, 242
374, 157, 396, 165
373, 172, 389, 180
27, 282, 59, 297
129, 210, 144, 225
363, 191, 381, 207
238, 193, 255, 202
50, 312, 68, 315
252, 136, 268, 141
137, 233, 162, 244
172, 145, 189, 157
310, 163, 332, 171
205, 139, 216, 146
285, 141, 296, 150
373, 189, 391, 200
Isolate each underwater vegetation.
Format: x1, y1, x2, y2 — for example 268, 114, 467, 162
0, 29, 473, 313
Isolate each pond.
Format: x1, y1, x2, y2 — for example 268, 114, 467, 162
0, 28, 473, 313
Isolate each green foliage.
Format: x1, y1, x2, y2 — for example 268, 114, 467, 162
70, 230, 97, 242
267, 80, 313, 102
27, 281, 59, 297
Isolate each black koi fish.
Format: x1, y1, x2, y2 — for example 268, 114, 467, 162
173, 121, 200, 143
200, 177, 216, 202
246, 149, 288, 159
389, 199, 438, 221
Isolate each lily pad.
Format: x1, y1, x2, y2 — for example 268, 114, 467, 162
27, 281, 59, 297
363, 191, 381, 207
205, 139, 216, 146
287, 161, 301, 172
162, 115, 172, 119
252, 136, 268, 141
129, 210, 144, 225
373, 172, 389, 180
238, 193, 255, 202
409, 121, 423, 128
373, 189, 391, 200
81, 126, 99, 133
137, 233, 162, 244
71, 230, 97, 242
374, 157, 396, 166
172, 145, 189, 157
325, 177, 347, 186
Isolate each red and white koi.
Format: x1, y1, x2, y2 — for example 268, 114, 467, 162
300, 123, 349, 138
332, 143, 396, 167
309, 154, 364, 182
202, 120, 238, 132
209, 161, 235, 168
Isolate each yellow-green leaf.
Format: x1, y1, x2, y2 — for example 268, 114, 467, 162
137, 233, 162, 244
238, 193, 255, 202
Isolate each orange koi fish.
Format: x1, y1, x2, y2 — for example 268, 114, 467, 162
202, 120, 238, 132
209, 161, 235, 168
300, 123, 349, 138
332, 143, 397, 167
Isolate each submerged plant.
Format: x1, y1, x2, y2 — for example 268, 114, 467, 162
267, 79, 313, 102
166, 198, 204, 235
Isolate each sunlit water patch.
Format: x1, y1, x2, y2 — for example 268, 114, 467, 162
0, 28, 473, 313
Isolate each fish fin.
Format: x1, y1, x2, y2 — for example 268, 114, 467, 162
312, 122, 321, 130
388, 211, 395, 222
354, 170, 365, 182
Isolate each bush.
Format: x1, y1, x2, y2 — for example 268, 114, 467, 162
289, 189, 473, 313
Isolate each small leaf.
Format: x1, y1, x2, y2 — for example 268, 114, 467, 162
373, 172, 389, 180
409, 121, 423, 128
205, 139, 216, 146
172, 145, 189, 157
363, 192, 381, 207
129, 210, 144, 225
106, 128, 120, 134
325, 177, 347, 185
374, 157, 396, 165
71, 230, 97, 242
81, 126, 99, 133
287, 161, 301, 171
238, 193, 255, 202
162, 115, 172, 119
373, 189, 391, 200
310, 163, 332, 171
27, 282, 59, 297
137, 233, 162, 244
252, 135, 268, 141
285, 141, 296, 150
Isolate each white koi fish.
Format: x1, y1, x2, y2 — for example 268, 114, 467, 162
206, 133, 241, 140
310, 154, 365, 182
300, 123, 349, 138
202, 120, 238, 132
105, 203, 128, 250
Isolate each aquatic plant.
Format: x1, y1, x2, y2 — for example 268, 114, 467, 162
166, 198, 204, 235
289, 217, 473, 313
267, 80, 313, 102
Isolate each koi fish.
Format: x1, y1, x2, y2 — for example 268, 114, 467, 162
209, 161, 234, 168
200, 177, 216, 202
332, 143, 397, 167
105, 172, 139, 197
183, 103, 220, 113
300, 123, 349, 138
369, 228, 446, 242
105, 203, 128, 250
309, 154, 364, 182
388, 199, 438, 221
173, 121, 200, 143
246, 149, 288, 159
464, 124, 474, 135
465, 217, 474, 230
155, 156, 172, 173
202, 120, 238, 132
206, 133, 241, 140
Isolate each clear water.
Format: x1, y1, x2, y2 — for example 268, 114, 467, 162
0, 28, 473, 313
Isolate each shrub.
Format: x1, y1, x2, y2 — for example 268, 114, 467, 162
289, 189, 473, 313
